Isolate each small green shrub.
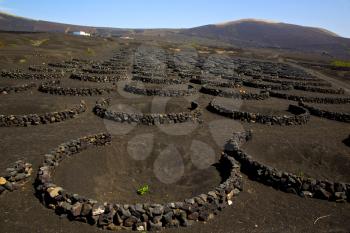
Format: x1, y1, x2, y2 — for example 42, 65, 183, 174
137, 184, 149, 195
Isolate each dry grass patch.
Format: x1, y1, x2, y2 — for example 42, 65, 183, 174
86, 47, 95, 56
30, 39, 49, 47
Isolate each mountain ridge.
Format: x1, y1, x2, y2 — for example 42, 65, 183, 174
1, 12, 349, 58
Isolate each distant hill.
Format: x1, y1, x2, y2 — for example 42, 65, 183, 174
0, 11, 127, 36
182, 19, 350, 58
1, 12, 350, 58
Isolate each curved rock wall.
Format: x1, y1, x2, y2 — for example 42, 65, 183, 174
0, 83, 36, 94
0, 160, 32, 195
93, 99, 202, 125
208, 100, 310, 125
242, 80, 293, 91
269, 91, 350, 104
1, 71, 63, 80
299, 102, 350, 123
190, 78, 242, 88
82, 68, 128, 75
39, 83, 115, 96
200, 86, 270, 100
226, 131, 349, 202
294, 86, 345, 94
258, 76, 332, 87
0, 101, 87, 127
124, 84, 198, 97
133, 75, 185, 85
70, 72, 128, 83
35, 133, 243, 231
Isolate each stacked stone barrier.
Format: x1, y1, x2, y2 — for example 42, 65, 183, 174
70, 72, 128, 83
299, 102, 350, 123
0, 101, 87, 127
208, 100, 310, 125
38, 82, 115, 96
277, 74, 322, 82
35, 133, 243, 231
190, 78, 242, 88
28, 66, 63, 73
269, 91, 350, 104
258, 76, 332, 87
93, 98, 202, 125
225, 131, 349, 202
0, 83, 36, 94
242, 80, 293, 91
1, 70, 63, 80
294, 86, 345, 94
83, 68, 128, 75
200, 85, 270, 100
220, 75, 246, 83
132, 75, 185, 85
124, 83, 198, 97
0, 160, 32, 195
48, 62, 81, 69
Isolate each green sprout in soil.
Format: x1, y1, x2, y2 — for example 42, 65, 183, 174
86, 47, 95, 56
297, 170, 305, 179
137, 184, 149, 195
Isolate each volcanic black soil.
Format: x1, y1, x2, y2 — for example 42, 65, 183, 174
0, 32, 349, 233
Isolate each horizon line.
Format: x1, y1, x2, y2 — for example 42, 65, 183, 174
0, 10, 345, 38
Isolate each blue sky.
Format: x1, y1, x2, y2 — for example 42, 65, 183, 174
1, 0, 349, 38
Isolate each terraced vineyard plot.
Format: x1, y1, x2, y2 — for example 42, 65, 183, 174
0, 35, 349, 233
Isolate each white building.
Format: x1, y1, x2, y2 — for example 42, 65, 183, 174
120, 36, 134, 40
72, 31, 91, 36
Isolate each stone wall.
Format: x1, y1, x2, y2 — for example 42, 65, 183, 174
29, 66, 63, 73
294, 86, 345, 94
258, 76, 332, 87
0, 83, 36, 94
0, 160, 32, 195
277, 74, 322, 81
35, 133, 243, 231
70, 72, 128, 83
190, 78, 242, 88
269, 91, 350, 104
242, 80, 293, 91
82, 68, 128, 75
133, 75, 185, 85
208, 100, 310, 126
200, 85, 270, 100
0, 101, 87, 127
48, 62, 81, 69
225, 131, 349, 202
299, 102, 350, 123
93, 98, 202, 125
39, 83, 115, 96
1, 70, 63, 80
124, 84, 198, 97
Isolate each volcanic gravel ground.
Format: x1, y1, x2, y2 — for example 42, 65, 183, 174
0, 32, 349, 233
